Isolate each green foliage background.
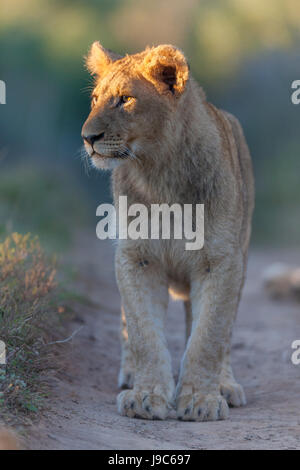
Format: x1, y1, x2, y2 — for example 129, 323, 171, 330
1, 0, 300, 246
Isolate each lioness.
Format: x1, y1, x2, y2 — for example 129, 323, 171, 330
82, 43, 254, 421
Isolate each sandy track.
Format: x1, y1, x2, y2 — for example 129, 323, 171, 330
28, 234, 300, 450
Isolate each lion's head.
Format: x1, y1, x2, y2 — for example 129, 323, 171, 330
81, 43, 189, 170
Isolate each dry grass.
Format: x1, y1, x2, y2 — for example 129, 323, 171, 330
0, 233, 65, 424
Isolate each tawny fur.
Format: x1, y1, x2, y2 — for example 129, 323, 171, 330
82, 43, 255, 421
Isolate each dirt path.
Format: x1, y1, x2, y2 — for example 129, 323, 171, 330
28, 234, 300, 450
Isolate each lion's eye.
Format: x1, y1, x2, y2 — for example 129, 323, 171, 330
117, 96, 134, 107
123, 96, 133, 103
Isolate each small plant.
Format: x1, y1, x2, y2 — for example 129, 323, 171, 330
0, 233, 64, 423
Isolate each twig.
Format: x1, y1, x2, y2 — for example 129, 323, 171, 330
45, 326, 84, 346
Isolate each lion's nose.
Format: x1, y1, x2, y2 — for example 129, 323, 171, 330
82, 131, 105, 146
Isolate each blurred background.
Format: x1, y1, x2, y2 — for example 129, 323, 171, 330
1, 0, 300, 250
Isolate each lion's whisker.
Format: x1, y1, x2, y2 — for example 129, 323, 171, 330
77, 146, 92, 176
119, 145, 138, 161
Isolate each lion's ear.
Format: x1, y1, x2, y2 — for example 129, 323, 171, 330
85, 42, 122, 76
142, 45, 189, 97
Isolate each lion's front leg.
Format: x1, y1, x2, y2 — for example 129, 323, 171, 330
116, 250, 174, 420
118, 306, 135, 389
175, 255, 244, 421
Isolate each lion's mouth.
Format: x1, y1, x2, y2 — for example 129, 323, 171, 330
83, 138, 137, 163
91, 148, 132, 160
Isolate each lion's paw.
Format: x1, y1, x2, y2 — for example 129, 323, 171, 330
176, 389, 229, 422
117, 388, 170, 420
220, 380, 246, 407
